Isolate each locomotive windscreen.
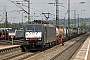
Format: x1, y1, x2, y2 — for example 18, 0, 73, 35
26, 25, 42, 32
9, 29, 15, 33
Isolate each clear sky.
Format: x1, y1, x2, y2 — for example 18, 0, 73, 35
0, 0, 90, 23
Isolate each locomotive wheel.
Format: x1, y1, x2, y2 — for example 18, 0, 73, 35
22, 48, 26, 52
20, 45, 26, 52
40, 45, 45, 51
54, 41, 57, 46
49, 42, 52, 48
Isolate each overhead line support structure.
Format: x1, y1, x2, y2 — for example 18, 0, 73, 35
71, 10, 76, 27
76, 13, 80, 34
68, 0, 70, 36
42, 12, 50, 20
10, 0, 31, 24
28, 0, 30, 24
56, 0, 59, 25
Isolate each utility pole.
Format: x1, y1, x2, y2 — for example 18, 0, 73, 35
78, 14, 79, 34
4, 7, 8, 28
64, 17, 65, 27
4, 7, 7, 40
72, 10, 76, 27
68, 0, 70, 36
22, 12, 24, 28
56, 0, 59, 25
5, 12, 8, 28
28, 0, 30, 24
48, 0, 60, 25
74, 10, 76, 27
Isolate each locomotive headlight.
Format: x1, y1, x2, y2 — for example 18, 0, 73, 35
26, 34, 28, 36
38, 38, 41, 40
26, 38, 29, 40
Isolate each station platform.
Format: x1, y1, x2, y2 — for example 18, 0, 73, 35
73, 35, 90, 60
0, 45, 20, 50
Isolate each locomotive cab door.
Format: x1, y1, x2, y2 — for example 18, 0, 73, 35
44, 27, 47, 43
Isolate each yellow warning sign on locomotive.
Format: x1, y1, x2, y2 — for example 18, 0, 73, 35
10, 35, 14, 39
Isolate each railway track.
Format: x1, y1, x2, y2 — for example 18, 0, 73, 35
2, 51, 37, 60
0, 45, 39, 60
0, 50, 36, 60
0, 33, 89, 60
0, 45, 20, 54
0, 39, 24, 45
51, 34, 89, 60
0, 40, 39, 60
24, 33, 89, 60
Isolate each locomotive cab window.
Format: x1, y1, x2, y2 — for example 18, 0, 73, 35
26, 25, 42, 32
